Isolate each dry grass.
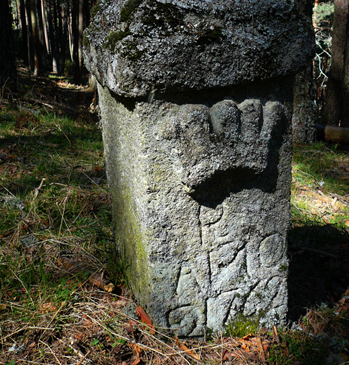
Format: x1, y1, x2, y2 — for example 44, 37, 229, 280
1, 73, 349, 364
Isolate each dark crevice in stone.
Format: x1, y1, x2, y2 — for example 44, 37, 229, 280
190, 168, 270, 208
111, 75, 294, 112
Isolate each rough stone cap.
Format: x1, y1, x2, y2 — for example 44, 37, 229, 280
83, 0, 314, 97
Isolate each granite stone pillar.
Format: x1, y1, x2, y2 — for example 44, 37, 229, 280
83, 0, 314, 336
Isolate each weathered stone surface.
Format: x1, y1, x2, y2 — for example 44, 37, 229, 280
98, 80, 293, 336
84, 0, 314, 97
84, 0, 314, 336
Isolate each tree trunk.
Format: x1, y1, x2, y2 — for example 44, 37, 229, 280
26, 0, 35, 73
47, 0, 58, 73
72, 0, 79, 79
59, 2, 68, 75
74, 0, 83, 84
30, 0, 41, 75
292, 65, 317, 143
36, 0, 47, 74
322, 0, 349, 127
19, 0, 28, 65
68, 2, 74, 62
0, 0, 17, 90
41, 0, 49, 58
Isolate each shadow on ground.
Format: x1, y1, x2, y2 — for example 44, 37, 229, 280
288, 223, 349, 321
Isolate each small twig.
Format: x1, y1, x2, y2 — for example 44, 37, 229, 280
87, 314, 175, 360
27, 326, 55, 331
49, 182, 69, 187
33, 178, 46, 200
57, 193, 71, 236
39, 340, 62, 365
81, 171, 108, 193
315, 53, 329, 80
77, 350, 91, 365
136, 327, 190, 364
1, 326, 29, 341
54, 122, 71, 147
9, 267, 34, 306
40, 301, 66, 340
0, 77, 10, 102
22, 97, 54, 109
1, 186, 16, 197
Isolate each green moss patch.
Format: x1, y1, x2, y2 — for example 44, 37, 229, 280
83, 33, 90, 47
143, 1, 183, 29
90, 0, 102, 19
120, 0, 143, 22
104, 29, 132, 52
225, 313, 260, 338
121, 39, 144, 61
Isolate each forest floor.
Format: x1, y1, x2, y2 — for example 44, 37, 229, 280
0, 70, 349, 364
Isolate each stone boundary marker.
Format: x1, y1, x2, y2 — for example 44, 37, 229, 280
84, 0, 314, 337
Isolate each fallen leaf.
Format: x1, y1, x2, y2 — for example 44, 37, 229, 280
103, 282, 115, 293
129, 343, 141, 365
232, 349, 258, 360
0, 304, 6, 310
256, 337, 266, 361
136, 306, 155, 334
175, 337, 202, 363
130, 343, 141, 356
112, 299, 128, 309
39, 302, 58, 313
222, 350, 232, 361
241, 342, 250, 351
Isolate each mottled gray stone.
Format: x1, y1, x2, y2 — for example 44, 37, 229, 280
84, 0, 314, 337
84, 0, 314, 97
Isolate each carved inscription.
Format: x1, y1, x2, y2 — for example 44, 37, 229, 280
158, 99, 289, 334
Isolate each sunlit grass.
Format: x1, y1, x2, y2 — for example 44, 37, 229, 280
1, 105, 349, 363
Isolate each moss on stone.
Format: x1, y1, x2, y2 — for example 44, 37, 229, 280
121, 39, 144, 61
113, 180, 150, 301
120, 0, 143, 23
279, 264, 288, 273
104, 29, 132, 51
90, 0, 102, 19
225, 313, 260, 337
83, 33, 90, 47
143, 1, 183, 29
